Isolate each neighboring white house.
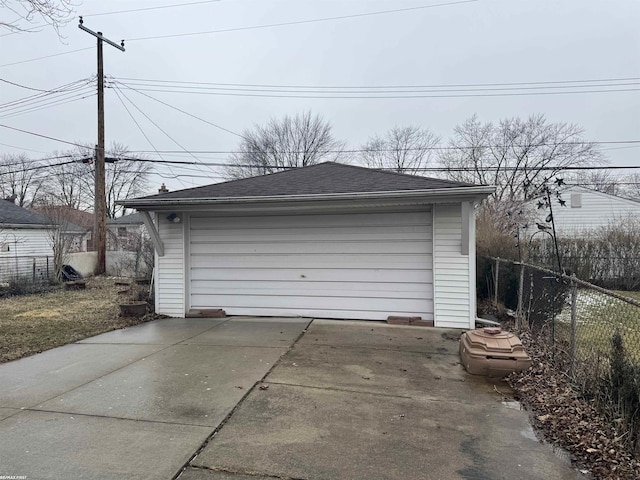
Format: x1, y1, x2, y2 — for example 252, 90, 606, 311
107, 212, 146, 251
122, 162, 494, 329
531, 186, 640, 237
0, 200, 54, 282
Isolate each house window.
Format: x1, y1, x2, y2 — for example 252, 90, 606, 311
117, 227, 127, 237
571, 193, 582, 208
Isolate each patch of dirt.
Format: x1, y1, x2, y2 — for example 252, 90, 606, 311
15, 309, 62, 319
507, 331, 640, 479
0, 276, 156, 364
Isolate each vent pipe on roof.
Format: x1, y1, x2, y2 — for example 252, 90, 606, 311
158, 183, 169, 194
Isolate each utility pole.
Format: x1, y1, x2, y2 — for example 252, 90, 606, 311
79, 17, 125, 274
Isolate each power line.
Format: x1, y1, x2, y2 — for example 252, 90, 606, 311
0, 124, 87, 148
0, 47, 94, 69
0, 142, 47, 153
0, 77, 70, 93
0, 78, 94, 110
119, 157, 640, 172
126, 0, 478, 42
114, 75, 640, 90
0, 89, 95, 120
83, 0, 221, 17
115, 78, 640, 94
126, 139, 640, 155
113, 80, 242, 137
0, 159, 78, 176
112, 84, 220, 186
112, 85, 190, 189
110, 84, 640, 99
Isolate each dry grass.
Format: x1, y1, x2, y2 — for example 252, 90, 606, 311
0, 276, 151, 363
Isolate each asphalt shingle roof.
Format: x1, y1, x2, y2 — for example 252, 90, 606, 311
0, 200, 48, 225
107, 212, 144, 225
137, 162, 477, 201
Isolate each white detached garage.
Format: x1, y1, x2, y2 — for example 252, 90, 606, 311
121, 163, 493, 329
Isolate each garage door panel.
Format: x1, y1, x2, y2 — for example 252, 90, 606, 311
189, 211, 433, 320
190, 268, 433, 284
189, 227, 432, 243
220, 307, 434, 322
190, 211, 431, 230
190, 281, 433, 299
190, 240, 432, 256
191, 254, 431, 269
191, 293, 432, 313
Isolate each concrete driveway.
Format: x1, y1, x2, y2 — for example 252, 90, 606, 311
0, 317, 584, 480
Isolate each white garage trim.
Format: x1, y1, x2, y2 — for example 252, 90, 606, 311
187, 210, 433, 321
433, 203, 473, 329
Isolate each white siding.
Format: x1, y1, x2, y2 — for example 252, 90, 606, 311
0, 228, 54, 283
188, 210, 433, 321
433, 203, 473, 329
0, 228, 52, 257
155, 215, 185, 317
534, 186, 640, 236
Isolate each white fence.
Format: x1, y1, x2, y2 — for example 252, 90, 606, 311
66, 251, 152, 278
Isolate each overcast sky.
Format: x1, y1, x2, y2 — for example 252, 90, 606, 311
1, 0, 639, 194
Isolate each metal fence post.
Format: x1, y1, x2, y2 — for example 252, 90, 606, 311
46, 257, 50, 281
516, 262, 526, 330
32, 258, 36, 284
569, 274, 578, 375
494, 257, 500, 307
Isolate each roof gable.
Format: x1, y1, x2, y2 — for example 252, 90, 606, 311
561, 185, 640, 208
136, 162, 477, 201
107, 212, 144, 225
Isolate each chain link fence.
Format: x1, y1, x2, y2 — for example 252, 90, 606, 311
478, 256, 640, 451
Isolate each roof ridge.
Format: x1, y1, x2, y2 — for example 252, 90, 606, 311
321, 161, 476, 186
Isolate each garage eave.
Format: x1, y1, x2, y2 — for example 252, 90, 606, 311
119, 186, 495, 210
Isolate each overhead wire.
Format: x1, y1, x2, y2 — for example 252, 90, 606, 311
112, 79, 242, 138
115, 157, 640, 172
125, 139, 640, 155
0, 89, 95, 119
0, 77, 74, 93
83, 0, 221, 17
126, 0, 478, 42
0, 123, 88, 148
111, 85, 190, 189
0, 141, 48, 153
115, 78, 640, 95
0, 47, 94, 69
113, 75, 640, 90
0, 77, 95, 110
109, 84, 640, 99
112, 84, 224, 186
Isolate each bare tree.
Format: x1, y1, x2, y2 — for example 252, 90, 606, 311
359, 126, 440, 175
567, 170, 620, 195
42, 147, 93, 210
1, 0, 73, 34
37, 197, 85, 280
620, 173, 640, 200
440, 114, 603, 205
0, 153, 44, 206
225, 111, 345, 180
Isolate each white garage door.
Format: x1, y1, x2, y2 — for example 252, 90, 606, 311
188, 210, 433, 321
